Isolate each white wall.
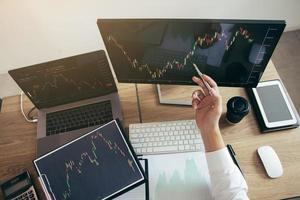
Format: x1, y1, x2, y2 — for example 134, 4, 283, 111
0, 0, 300, 74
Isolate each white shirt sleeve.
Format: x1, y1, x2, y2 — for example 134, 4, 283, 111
205, 148, 249, 200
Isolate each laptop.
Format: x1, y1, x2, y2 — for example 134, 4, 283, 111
9, 50, 123, 155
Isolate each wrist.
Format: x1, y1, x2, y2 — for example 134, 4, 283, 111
199, 125, 225, 152
200, 124, 220, 135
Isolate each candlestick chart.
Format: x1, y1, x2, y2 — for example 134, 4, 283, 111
34, 121, 144, 200
9, 51, 117, 108
100, 20, 285, 87
107, 27, 253, 79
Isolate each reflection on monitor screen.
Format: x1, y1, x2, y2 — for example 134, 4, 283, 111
97, 19, 285, 87
9, 50, 117, 109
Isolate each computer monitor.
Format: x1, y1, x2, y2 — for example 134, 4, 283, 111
97, 19, 285, 87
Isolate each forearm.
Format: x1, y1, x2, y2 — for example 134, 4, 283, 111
206, 148, 249, 200
201, 127, 249, 200
192, 75, 248, 199
200, 125, 225, 152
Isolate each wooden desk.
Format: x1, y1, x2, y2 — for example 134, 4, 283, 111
1, 61, 299, 200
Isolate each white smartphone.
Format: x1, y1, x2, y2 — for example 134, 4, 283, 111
252, 80, 297, 128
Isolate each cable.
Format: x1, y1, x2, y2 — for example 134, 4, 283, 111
27, 106, 37, 120
135, 83, 143, 123
20, 91, 38, 123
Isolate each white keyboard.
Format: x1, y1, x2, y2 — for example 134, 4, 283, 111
129, 120, 204, 155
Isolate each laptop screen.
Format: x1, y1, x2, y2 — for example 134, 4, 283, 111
9, 50, 117, 109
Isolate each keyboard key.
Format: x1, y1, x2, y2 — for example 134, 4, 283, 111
179, 145, 185, 151
153, 146, 178, 152
132, 143, 142, 148
196, 145, 204, 151
136, 149, 142, 154
142, 148, 147, 153
195, 139, 202, 144
130, 134, 138, 138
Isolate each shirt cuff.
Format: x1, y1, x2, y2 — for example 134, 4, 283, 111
205, 147, 235, 172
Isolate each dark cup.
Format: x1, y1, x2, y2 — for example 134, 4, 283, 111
226, 96, 250, 124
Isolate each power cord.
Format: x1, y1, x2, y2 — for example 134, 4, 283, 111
20, 92, 38, 123
26, 106, 37, 120
135, 83, 143, 123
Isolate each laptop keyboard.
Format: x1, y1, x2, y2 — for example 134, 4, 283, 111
46, 101, 113, 135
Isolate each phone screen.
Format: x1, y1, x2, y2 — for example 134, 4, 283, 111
256, 84, 292, 122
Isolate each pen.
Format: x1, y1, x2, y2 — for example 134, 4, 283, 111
192, 63, 212, 95
227, 144, 244, 176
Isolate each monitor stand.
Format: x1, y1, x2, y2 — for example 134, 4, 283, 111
156, 84, 199, 106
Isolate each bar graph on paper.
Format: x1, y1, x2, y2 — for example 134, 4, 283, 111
146, 152, 213, 200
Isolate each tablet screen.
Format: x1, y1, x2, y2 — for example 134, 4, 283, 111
256, 84, 293, 122
34, 120, 145, 200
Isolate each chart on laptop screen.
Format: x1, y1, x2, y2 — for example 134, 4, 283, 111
8, 50, 117, 109
98, 19, 285, 87
34, 120, 144, 200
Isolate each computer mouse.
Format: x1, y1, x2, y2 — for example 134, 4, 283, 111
257, 146, 283, 178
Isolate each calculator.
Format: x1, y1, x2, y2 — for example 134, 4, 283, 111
1, 171, 39, 200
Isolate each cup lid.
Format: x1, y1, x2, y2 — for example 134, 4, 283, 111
227, 96, 250, 114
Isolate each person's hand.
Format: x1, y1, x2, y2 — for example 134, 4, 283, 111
192, 75, 222, 133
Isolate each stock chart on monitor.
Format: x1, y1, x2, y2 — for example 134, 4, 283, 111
97, 19, 285, 87
9, 50, 117, 109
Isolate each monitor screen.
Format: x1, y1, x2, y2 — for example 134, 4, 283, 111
9, 50, 117, 109
97, 19, 285, 87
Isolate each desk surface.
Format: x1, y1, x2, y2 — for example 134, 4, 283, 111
0, 61, 299, 200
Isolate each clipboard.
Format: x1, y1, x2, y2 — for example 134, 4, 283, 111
115, 158, 149, 200
39, 158, 149, 200
34, 119, 146, 200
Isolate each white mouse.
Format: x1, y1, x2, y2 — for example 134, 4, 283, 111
257, 146, 283, 178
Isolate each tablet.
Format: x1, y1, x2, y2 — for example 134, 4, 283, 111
252, 80, 297, 128
34, 120, 145, 200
